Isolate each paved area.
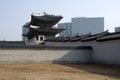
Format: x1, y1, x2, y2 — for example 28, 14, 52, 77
0, 64, 119, 80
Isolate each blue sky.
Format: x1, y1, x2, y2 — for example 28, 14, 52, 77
0, 0, 120, 41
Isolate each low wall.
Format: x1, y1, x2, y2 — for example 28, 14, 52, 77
0, 46, 92, 64
1, 40, 120, 65
45, 40, 120, 66
92, 40, 120, 66
45, 42, 81, 47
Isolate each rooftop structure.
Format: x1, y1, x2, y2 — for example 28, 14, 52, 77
22, 13, 64, 45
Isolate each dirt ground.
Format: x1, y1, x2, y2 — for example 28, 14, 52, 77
0, 64, 119, 80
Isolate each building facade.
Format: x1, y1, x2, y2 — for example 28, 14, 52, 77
58, 17, 104, 37
115, 27, 120, 32
58, 23, 72, 37
72, 17, 104, 35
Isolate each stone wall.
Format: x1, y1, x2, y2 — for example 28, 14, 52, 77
1, 40, 120, 66
0, 46, 92, 64
45, 40, 120, 66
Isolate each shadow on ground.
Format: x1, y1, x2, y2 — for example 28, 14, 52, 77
57, 63, 120, 79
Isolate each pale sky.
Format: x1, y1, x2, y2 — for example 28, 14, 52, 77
0, 0, 120, 41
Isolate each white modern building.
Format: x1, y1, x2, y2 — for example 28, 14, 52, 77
58, 17, 104, 36
72, 17, 104, 35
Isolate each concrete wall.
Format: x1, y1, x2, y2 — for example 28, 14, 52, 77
0, 40, 120, 65
45, 40, 120, 66
0, 47, 92, 64
92, 40, 120, 65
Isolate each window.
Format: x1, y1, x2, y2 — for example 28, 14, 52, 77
40, 36, 44, 41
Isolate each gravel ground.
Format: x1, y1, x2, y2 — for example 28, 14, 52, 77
0, 64, 119, 80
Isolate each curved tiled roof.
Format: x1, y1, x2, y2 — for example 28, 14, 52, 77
30, 13, 63, 28
23, 13, 64, 39
46, 31, 120, 42
97, 32, 120, 41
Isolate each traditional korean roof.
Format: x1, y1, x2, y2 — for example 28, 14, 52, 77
70, 36, 81, 42
46, 31, 120, 42
81, 35, 97, 42
70, 33, 91, 42
97, 32, 120, 41
61, 36, 79, 42
81, 31, 109, 42
26, 28, 64, 39
23, 13, 64, 39
55, 37, 65, 42
30, 13, 63, 28
81, 33, 91, 39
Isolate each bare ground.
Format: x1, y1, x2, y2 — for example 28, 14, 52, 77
0, 64, 119, 80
